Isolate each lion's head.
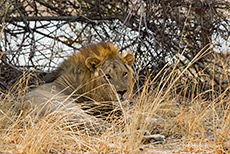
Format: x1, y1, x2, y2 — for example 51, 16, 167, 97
52, 42, 135, 102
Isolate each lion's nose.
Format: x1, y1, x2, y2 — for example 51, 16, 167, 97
117, 90, 127, 96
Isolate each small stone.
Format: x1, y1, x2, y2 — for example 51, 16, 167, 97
143, 134, 165, 142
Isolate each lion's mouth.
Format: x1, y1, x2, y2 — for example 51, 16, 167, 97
119, 95, 127, 101
116, 90, 127, 101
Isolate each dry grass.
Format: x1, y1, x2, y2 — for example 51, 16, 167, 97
0, 6, 230, 153
0, 44, 230, 154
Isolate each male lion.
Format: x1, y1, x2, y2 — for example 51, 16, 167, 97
24, 42, 135, 119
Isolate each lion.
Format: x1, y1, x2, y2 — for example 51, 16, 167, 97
24, 42, 135, 119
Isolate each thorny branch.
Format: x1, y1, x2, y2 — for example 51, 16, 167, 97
0, 0, 229, 96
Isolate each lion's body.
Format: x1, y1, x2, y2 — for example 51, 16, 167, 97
24, 42, 135, 118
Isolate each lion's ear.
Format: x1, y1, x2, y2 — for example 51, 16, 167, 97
85, 57, 101, 71
122, 52, 135, 66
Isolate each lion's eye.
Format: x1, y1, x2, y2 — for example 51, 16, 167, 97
105, 74, 112, 79
123, 72, 128, 77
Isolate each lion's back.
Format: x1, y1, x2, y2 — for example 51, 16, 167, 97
24, 42, 134, 117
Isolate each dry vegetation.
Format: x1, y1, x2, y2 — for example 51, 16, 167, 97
0, 46, 230, 154
0, 0, 230, 153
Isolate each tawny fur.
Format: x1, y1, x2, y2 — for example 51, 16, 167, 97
24, 42, 135, 119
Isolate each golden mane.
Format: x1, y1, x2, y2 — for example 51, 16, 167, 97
81, 42, 120, 59
24, 42, 135, 118
57, 42, 121, 74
